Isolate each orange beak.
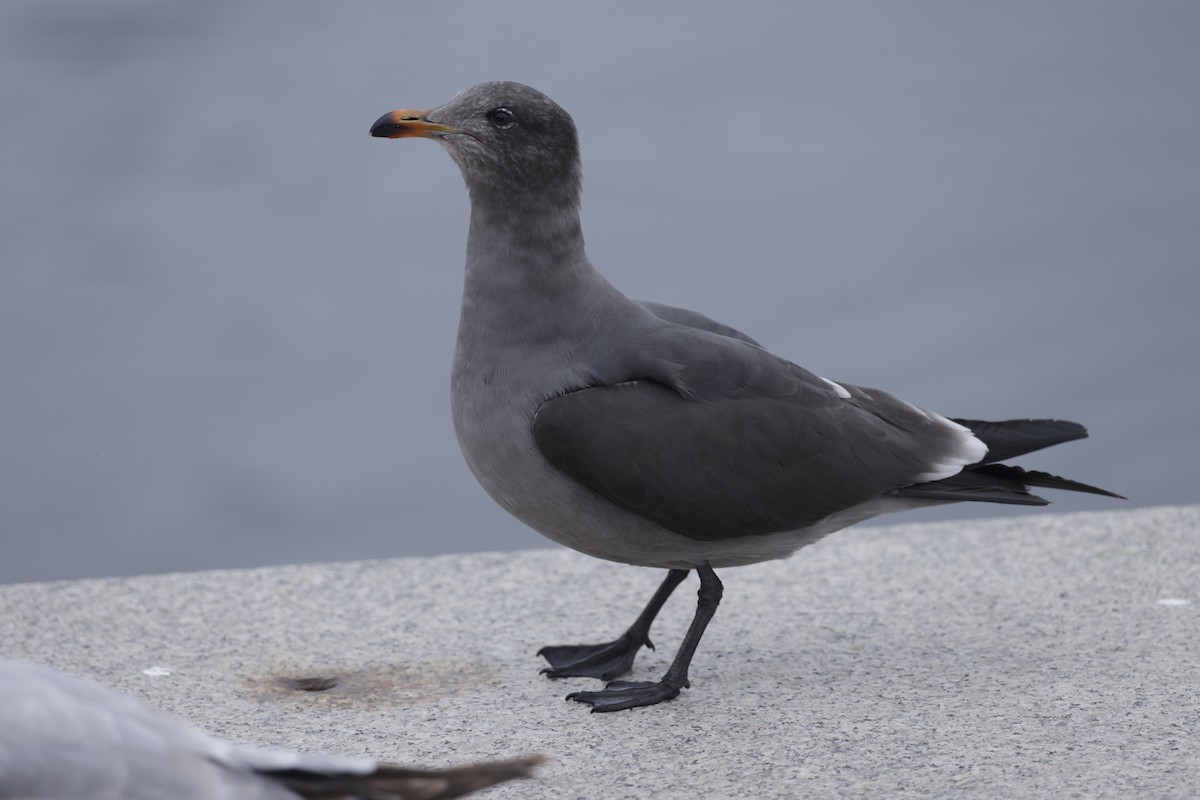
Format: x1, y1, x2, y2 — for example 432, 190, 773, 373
369, 109, 459, 139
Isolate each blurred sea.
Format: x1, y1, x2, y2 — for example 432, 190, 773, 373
2, 1, 1197, 583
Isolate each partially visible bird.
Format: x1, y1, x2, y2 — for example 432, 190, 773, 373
370, 82, 1122, 712
0, 659, 543, 799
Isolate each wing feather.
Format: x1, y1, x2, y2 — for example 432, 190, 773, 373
533, 375, 975, 541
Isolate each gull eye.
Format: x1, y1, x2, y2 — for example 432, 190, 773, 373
488, 107, 515, 129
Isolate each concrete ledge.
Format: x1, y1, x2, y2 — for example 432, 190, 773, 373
2, 505, 1197, 798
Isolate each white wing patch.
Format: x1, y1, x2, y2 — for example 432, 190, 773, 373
820, 377, 852, 399
910, 412, 989, 483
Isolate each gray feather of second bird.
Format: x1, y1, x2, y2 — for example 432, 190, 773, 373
0, 659, 541, 799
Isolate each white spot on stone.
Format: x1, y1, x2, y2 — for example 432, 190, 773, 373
1157, 598, 1192, 607
142, 665, 173, 677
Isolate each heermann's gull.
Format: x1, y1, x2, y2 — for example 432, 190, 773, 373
0, 659, 542, 798
369, 82, 1122, 712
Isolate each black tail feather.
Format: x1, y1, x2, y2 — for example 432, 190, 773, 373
893, 468, 1051, 505
893, 418, 1125, 506
952, 418, 1089, 464
895, 463, 1125, 505
971, 463, 1124, 499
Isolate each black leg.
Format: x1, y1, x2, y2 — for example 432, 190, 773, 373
538, 568, 689, 680
566, 563, 723, 712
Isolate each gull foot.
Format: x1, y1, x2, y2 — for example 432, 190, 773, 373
566, 678, 687, 712
538, 631, 651, 680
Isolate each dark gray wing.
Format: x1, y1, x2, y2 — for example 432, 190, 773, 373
533, 335, 980, 542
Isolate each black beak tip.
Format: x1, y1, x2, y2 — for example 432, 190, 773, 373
370, 112, 400, 138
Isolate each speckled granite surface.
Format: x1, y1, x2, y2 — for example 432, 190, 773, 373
2, 505, 1197, 798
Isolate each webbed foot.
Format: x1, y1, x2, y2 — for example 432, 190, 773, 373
537, 631, 651, 680
566, 677, 688, 712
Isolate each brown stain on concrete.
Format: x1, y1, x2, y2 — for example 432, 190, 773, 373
249, 659, 502, 708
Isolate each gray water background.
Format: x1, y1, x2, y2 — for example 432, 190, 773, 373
2, 2, 1197, 584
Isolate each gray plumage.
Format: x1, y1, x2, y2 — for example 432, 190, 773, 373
0, 659, 542, 799
370, 82, 1120, 710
